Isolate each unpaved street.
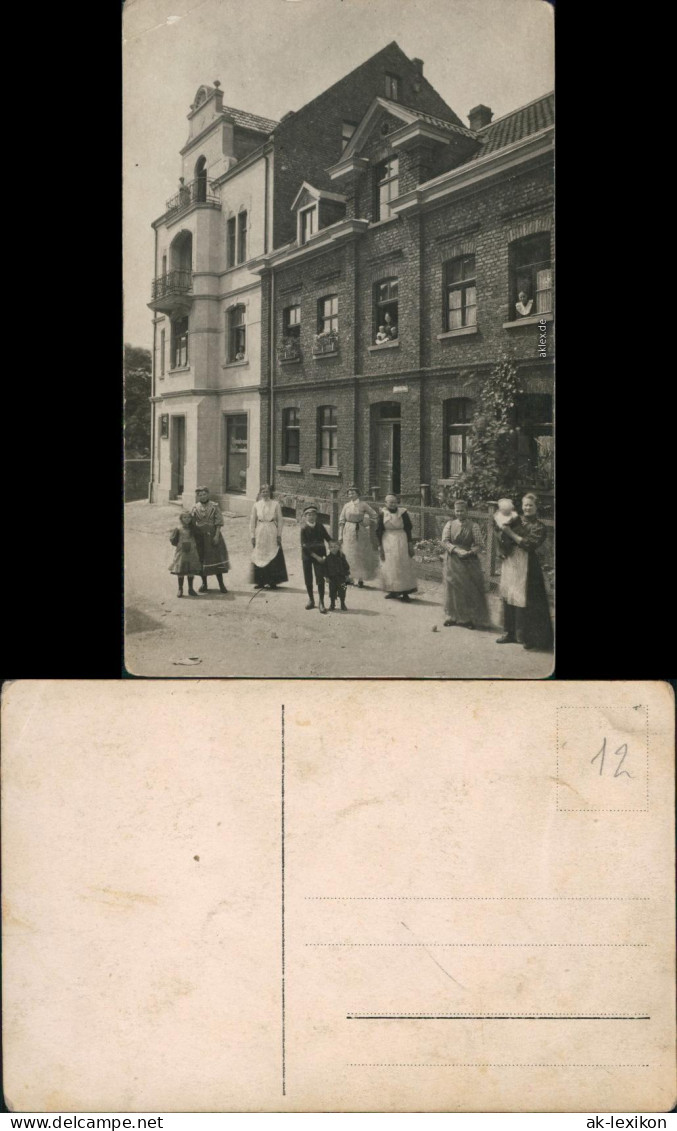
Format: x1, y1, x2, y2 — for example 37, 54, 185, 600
125, 502, 553, 678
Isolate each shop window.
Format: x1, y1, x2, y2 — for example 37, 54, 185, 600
443, 397, 473, 476
510, 233, 552, 316
374, 156, 399, 221
445, 255, 477, 330
317, 405, 338, 467
282, 407, 300, 465
227, 305, 246, 361
373, 278, 399, 342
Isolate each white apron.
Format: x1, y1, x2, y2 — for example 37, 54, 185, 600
380, 508, 417, 592
499, 544, 528, 606
250, 499, 282, 567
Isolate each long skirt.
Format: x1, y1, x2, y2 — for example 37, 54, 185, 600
503, 552, 553, 649
443, 553, 490, 625
252, 546, 288, 587
341, 522, 378, 581
380, 529, 418, 593
194, 529, 230, 575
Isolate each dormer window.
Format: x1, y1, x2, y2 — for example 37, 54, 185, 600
385, 73, 400, 100
300, 206, 317, 245
341, 121, 357, 151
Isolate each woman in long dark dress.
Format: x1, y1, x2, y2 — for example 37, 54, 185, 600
496, 493, 553, 651
441, 499, 490, 629
191, 486, 230, 593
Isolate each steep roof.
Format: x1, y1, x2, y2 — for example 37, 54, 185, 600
475, 92, 554, 156
222, 104, 279, 134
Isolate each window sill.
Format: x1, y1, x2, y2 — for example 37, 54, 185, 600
437, 325, 478, 340
503, 312, 553, 329
278, 356, 302, 365
368, 340, 400, 352
222, 359, 249, 369
368, 217, 400, 229
276, 464, 303, 475
312, 350, 339, 359
310, 467, 341, 477
169, 365, 191, 374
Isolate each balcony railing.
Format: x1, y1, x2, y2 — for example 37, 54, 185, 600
165, 178, 220, 218
312, 333, 339, 357
151, 270, 193, 301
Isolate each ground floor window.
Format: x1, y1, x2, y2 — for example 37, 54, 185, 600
443, 397, 473, 476
282, 407, 300, 465
224, 413, 248, 494
318, 405, 338, 467
516, 393, 553, 488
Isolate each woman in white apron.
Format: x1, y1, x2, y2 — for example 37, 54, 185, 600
338, 485, 378, 586
375, 494, 418, 600
249, 485, 288, 589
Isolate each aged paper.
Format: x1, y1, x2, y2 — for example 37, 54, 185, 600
2, 680, 675, 1112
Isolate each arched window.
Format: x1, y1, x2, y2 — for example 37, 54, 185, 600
227, 305, 246, 362
443, 397, 473, 477
194, 156, 207, 203
317, 406, 338, 468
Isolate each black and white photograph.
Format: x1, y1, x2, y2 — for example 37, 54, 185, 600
123, 0, 555, 677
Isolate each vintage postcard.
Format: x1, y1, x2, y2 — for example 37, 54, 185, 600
2, 680, 674, 1112
123, 0, 555, 677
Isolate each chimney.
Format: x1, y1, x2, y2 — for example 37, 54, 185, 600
411, 58, 424, 75
468, 104, 493, 130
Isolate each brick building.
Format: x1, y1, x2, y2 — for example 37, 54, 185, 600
147, 43, 554, 515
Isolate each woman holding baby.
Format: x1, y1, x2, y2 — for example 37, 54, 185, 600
495, 493, 553, 651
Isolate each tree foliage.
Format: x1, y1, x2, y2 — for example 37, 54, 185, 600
443, 356, 524, 507
124, 343, 152, 457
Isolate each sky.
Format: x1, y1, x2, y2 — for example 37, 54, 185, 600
123, 0, 554, 350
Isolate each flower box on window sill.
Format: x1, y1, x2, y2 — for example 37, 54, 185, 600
312, 332, 339, 358
502, 312, 553, 330
368, 339, 400, 352
276, 464, 303, 475
222, 358, 249, 369
278, 344, 302, 363
437, 325, 478, 340
310, 467, 341, 477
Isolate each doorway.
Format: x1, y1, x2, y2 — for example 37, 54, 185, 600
373, 402, 401, 496
224, 414, 248, 494
169, 416, 186, 499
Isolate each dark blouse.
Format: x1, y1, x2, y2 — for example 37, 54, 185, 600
375, 509, 413, 544
300, 522, 332, 561
498, 515, 547, 556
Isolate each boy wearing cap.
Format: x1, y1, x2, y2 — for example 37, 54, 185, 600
300, 505, 331, 613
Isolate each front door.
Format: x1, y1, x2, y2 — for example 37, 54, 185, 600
225, 414, 248, 494
376, 419, 401, 496
170, 415, 186, 499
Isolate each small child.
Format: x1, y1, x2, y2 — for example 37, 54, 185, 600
375, 325, 389, 344
493, 498, 518, 530
324, 540, 351, 611
169, 512, 202, 597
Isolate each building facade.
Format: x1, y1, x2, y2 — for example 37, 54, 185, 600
147, 43, 554, 515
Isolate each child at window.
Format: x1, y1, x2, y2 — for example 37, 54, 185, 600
324, 540, 351, 611
169, 512, 202, 597
384, 312, 398, 338
375, 325, 389, 344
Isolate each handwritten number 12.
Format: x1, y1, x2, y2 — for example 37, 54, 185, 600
591, 738, 632, 778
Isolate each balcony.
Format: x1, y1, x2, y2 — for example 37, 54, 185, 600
148, 269, 193, 315
312, 332, 339, 358
165, 178, 221, 220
